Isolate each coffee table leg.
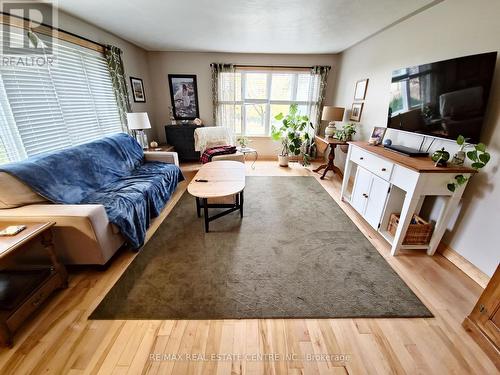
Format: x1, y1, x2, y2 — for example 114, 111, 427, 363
240, 191, 244, 218
0, 322, 12, 347
195, 197, 201, 218
203, 198, 209, 232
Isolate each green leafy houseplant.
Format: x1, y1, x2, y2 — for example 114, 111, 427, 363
271, 104, 313, 166
236, 136, 251, 148
335, 122, 357, 141
447, 135, 490, 192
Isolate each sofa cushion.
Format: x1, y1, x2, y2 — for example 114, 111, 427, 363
0, 172, 47, 208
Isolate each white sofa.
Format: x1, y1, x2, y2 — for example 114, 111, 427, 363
0, 151, 179, 265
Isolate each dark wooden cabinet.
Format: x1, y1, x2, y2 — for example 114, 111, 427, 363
165, 125, 203, 161
463, 265, 500, 369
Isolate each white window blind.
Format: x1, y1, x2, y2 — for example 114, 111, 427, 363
216, 69, 321, 136
0, 26, 123, 163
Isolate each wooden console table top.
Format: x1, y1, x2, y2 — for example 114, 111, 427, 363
348, 141, 476, 174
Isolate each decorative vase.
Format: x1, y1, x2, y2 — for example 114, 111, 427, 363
324, 123, 336, 138
278, 155, 289, 167
451, 150, 465, 165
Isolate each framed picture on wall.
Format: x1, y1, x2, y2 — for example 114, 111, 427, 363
350, 102, 364, 122
168, 74, 200, 120
130, 77, 146, 102
353, 78, 369, 101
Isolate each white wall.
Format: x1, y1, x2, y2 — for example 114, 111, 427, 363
332, 0, 500, 276
146, 52, 339, 155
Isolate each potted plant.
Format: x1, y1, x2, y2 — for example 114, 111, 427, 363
447, 135, 490, 192
236, 136, 251, 149
335, 122, 357, 141
271, 104, 313, 167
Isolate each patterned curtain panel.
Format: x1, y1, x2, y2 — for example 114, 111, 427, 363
310, 65, 331, 135
105, 45, 131, 132
210, 63, 236, 129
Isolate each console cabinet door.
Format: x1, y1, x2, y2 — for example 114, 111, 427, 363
364, 174, 390, 229
351, 167, 372, 216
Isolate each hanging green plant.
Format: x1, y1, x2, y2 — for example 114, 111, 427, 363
447, 136, 490, 192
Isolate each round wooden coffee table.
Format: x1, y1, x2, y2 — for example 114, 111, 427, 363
187, 161, 245, 232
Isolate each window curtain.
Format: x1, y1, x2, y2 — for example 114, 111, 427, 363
310, 65, 331, 135
211, 63, 236, 130
104, 45, 131, 132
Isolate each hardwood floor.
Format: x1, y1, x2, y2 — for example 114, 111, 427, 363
0, 160, 496, 374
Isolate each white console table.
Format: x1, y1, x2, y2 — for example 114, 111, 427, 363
340, 141, 475, 256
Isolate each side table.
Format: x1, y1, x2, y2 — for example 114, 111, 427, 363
0, 222, 68, 347
237, 147, 258, 169
145, 144, 174, 152
313, 136, 348, 179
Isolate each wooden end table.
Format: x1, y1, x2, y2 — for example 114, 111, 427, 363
236, 147, 258, 169
0, 222, 68, 347
144, 144, 174, 152
313, 136, 348, 179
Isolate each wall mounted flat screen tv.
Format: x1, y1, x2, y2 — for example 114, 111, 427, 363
387, 52, 497, 144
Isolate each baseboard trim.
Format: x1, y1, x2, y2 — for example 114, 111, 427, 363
437, 242, 490, 288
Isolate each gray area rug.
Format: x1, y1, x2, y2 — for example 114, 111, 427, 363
90, 176, 432, 319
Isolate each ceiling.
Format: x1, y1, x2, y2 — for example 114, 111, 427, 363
57, 0, 438, 53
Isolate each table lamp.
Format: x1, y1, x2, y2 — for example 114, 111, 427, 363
127, 112, 151, 149
322, 106, 345, 137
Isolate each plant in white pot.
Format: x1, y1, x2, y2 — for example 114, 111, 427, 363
271, 104, 313, 167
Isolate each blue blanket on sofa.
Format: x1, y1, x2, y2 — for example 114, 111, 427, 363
0, 133, 184, 249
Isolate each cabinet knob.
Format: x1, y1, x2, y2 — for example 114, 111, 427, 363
362, 193, 368, 198
381, 168, 387, 171
359, 157, 364, 160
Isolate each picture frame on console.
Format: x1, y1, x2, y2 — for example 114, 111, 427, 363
168, 74, 200, 120
369, 126, 386, 145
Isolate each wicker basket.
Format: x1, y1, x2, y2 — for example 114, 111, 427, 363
387, 213, 433, 245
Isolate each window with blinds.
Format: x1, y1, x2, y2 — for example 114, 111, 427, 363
0, 25, 123, 163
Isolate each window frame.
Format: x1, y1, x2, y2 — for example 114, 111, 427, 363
218, 70, 315, 136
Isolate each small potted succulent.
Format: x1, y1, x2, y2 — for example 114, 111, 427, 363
237, 136, 251, 149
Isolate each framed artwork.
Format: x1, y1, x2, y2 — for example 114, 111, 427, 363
130, 77, 146, 102
350, 102, 364, 122
354, 78, 369, 101
168, 74, 200, 120
370, 126, 387, 145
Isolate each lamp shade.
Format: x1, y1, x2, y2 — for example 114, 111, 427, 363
127, 112, 151, 130
321, 106, 345, 122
